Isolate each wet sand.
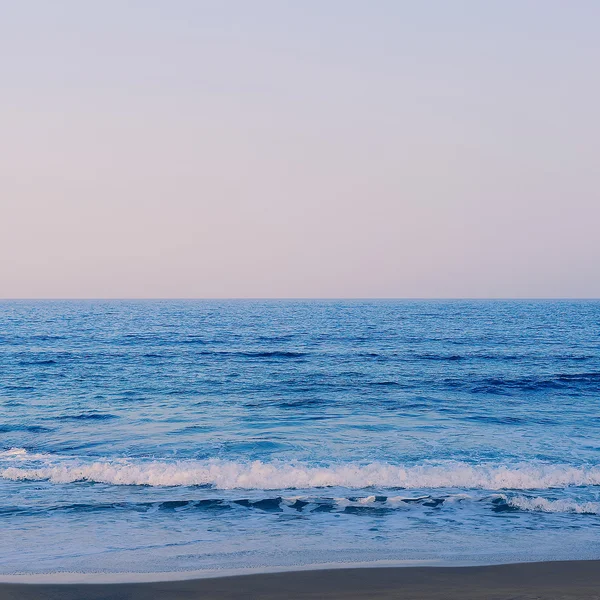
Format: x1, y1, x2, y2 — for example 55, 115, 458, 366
1, 561, 599, 599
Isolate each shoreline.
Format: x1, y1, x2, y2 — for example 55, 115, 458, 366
0, 556, 597, 585
0, 559, 444, 584
1, 560, 600, 599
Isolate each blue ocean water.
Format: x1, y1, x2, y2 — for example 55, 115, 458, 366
1, 300, 599, 576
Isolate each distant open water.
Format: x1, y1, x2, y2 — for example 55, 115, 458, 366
1, 300, 599, 575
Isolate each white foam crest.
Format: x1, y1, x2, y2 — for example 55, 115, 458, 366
444, 493, 472, 504
357, 495, 377, 504
332, 495, 379, 510
507, 496, 600, 514
0, 448, 28, 457
333, 497, 351, 509
1, 451, 599, 490
0, 448, 52, 461
385, 496, 422, 507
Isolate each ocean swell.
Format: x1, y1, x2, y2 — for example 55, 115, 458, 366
1, 450, 599, 490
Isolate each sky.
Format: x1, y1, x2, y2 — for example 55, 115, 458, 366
1, 1, 599, 298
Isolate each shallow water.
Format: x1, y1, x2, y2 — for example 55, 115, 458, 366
1, 300, 599, 574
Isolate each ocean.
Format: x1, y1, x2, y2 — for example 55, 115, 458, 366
1, 300, 599, 576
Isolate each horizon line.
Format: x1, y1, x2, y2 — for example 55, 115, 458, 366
1, 297, 599, 302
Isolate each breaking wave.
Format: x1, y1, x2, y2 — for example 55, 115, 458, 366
2, 449, 599, 490
1, 490, 597, 518
505, 495, 600, 515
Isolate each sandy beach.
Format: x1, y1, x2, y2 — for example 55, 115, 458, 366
1, 561, 599, 600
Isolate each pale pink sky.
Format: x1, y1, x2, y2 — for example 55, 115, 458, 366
1, 1, 599, 298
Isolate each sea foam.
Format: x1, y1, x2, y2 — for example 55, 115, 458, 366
1, 449, 599, 490
506, 495, 600, 514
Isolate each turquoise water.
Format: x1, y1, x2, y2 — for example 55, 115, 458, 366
1, 300, 599, 575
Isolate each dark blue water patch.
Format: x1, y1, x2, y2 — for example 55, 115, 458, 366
115, 391, 144, 401
463, 415, 525, 425
0, 505, 28, 515
13, 351, 75, 362
516, 378, 571, 392
358, 352, 388, 361
17, 359, 58, 366
470, 384, 513, 396
176, 349, 309, 361
311, 503, 335, 513
337, 370, 368, 378
2, 385, 36, 392
0, 400, 25, 407
219, 439, 291, 454
121, 333, 162, 342
54, 412, 119, 421
274, 399, 326, 408
295, 414, 335, 421
449, 373, 600, 395
287, 499, 310, 511
0, 500, 231, 517
521, 373, 600, 391
469, 353, 522, 361
0, 424, 54, 433
342, 505, 392, 515
233, 498, 283, 512
490, 497, 521, 513
49, 441, 109, 453
157, 500, 226, 511
415, 353, 464, 361
464, 414, 560, 426
30, 335, 66, 342
312, 334, 372, 344
256, 336, 297, 344
384, 402, 430, 411
556, 372, 600, 384
227, 350, 307, 359
178, 425, 214, 433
